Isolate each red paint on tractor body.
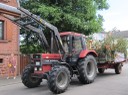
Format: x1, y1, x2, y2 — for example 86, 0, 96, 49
42, 53, 62, 60
42, 65, 52, 73
79, 50, 98, 58
34, 65, 52, 74
33, 53, 62, 74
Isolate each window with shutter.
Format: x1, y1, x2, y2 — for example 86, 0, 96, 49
0, 21, 4, 40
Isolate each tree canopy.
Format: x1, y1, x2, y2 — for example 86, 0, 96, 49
20, 0, 109, 54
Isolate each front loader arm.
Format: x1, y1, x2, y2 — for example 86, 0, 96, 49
0, 3, 66, 59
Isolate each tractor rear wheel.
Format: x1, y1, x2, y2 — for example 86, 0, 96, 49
115, 63, 122, 74
78, 55, 97, 84
98, 68, 105, 74
48, 66, 70, 94
21, 64, 42, 88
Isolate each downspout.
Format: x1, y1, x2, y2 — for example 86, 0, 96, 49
17, 0, 20, 75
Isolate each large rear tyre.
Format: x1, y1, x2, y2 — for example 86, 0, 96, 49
48, 66, 70, 94
115, 63, 122, 74
21, 64, 42, 88
78, 55, 97, 84
98, 68, 105, 74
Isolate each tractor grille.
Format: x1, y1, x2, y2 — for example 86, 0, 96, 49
31, 54, 42, 66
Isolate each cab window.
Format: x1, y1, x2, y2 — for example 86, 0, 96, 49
61, 36, 70, 53
72, 37, 82, 51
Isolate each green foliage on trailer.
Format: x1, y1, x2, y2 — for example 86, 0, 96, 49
90, 33, 128, 62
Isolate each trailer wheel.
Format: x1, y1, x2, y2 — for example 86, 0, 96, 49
115, 63, 122, 74
48, 66, 70, 94
78, 55, 97, 84
21, 64, 42, 88
98, 68, 105, 74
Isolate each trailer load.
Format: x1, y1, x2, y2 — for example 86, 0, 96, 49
87, 33, 127, 74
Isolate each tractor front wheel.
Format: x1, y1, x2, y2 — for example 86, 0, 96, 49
21, 64, 42, 88
48, 66, 70, 94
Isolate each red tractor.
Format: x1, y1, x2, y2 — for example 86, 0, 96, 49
26, 32, 98, 94
0, 3, 98, 94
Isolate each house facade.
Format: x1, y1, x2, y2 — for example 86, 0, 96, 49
0, 0, 20, 75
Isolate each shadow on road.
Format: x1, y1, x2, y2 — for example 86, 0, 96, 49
19, 71, 119, 95
97, 72, 116, 77
21, 83, 56, 95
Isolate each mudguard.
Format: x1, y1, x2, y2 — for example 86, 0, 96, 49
79, 50, 98, 58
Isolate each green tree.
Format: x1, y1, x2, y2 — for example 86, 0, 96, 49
20, 0, 109, 54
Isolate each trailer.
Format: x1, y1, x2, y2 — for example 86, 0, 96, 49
97, 52, 125, 74
89, 33, 127, 74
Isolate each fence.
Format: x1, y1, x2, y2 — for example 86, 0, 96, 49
20, 55, 30, 74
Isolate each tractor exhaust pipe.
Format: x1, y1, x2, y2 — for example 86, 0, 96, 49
0, 3, 21, 17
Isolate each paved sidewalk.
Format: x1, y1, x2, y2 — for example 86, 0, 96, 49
0, 76, 21, 87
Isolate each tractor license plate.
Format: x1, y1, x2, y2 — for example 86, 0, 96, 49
36, 62, 40, 66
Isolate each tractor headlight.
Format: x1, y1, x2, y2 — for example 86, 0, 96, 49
39, 68, 42, 71
34, 67, 37, 71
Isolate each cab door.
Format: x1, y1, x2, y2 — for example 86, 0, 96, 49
69, 36, 83, 64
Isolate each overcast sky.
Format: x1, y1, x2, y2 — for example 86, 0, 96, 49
99, 0, 128, 31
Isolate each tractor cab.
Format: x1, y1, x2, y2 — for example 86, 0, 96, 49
60, 32, 86, 64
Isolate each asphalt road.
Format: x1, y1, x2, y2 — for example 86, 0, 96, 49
0, 63, 128, 95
